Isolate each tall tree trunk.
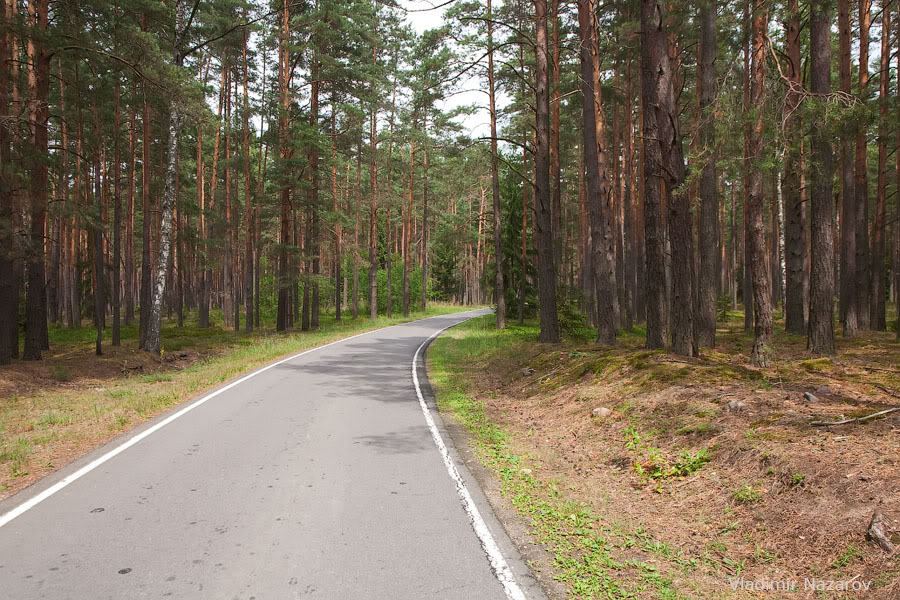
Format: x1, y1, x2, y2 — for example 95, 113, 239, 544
353, 140, 361, 319
139, 13, 152, 349
243, 22, 253, 332
332, 109, 342, 321
488, 0, 505, 329
697, 0, 718, 348
550, 0, 561, 274
421, 123, 428, 313
747, 0, 773, 366
856, 0, 872, 330
838, 0, 857, 336
309, 54, 320, 330
386, 68, 397, 319
276, 1, 291, 331
0, 0, 12, 364
369, 103, 378, 319
871, 0, 889, 330
113, 77, 121, 345
404, 134, 414, 317
92, 104, 104, 356
577, 0, 615, 345
783, 0, 805, 333
742, 0, 753, 333
126, 82, 136, 326
808, 0, 836, 353
223, 67, 234, 330
533, 0, 559, 343
23, 0, 49, 360
144, 0, 187, 355
640, 0, 668, 349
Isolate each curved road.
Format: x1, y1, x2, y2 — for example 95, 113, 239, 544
0, 310, 545, 599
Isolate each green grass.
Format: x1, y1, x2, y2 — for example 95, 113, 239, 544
0, 303, 474, 489
428, 316, 690, 599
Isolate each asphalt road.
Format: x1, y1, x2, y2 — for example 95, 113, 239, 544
0, 310, 545, 600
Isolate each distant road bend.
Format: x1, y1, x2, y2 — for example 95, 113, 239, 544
0, 309, 545, 600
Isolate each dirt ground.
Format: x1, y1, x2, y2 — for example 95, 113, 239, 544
454, 320, 900, 598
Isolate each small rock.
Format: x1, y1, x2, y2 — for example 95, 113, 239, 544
815, 386, 833, 395
520, 468, 532, 475
522, 367, 535, 376
803, 392, 819, 403
726, 398, 746, 412
592, 407, 611, 418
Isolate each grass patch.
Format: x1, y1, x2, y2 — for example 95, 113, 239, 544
733, 484, 764, 504
429, 316, 690, 599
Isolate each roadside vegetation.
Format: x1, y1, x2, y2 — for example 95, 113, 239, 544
429, 314, 900, 599
0, 304, 469, 500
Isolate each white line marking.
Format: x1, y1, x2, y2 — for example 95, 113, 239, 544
412, 319, 528, 600
0, 312, 478, 530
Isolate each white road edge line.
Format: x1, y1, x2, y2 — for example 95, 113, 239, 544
412, 318, 528, 600
0, 312, 477, 530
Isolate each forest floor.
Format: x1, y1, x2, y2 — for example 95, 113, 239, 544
429, 312, 900, 599
0, 303, 471, 501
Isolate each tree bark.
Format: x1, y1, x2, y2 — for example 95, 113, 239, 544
0, 0, 13, 364
243, 22, 253, 332
488, 0, 505, 328
640, 0, 668, 349
144, 0, 187, 355
533, 0, 559, 343
856, 0, 872, 330
697, 0, 717, 348
783, 0, 805, 334
838, 0, 857, 336
871, 0, 889, 330
113, 77, 121, 345
23, 0, 49, 361
276, 1, 291, 331
747, 0, 773, 366
808, 0, 836, 353
577, 0, 615, 345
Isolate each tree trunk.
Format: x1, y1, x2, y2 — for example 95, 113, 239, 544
0, 0, 13, 364
488, 0, 505, 329
23, 0, 49, 361
309, 55, 320, 331
332, 109, 342, 321
697, 0, 717, 347
783, 0, 805, 334
144, 0, 187, 355
640, 0, 668, 349
747, 0, 773, 366
533, 0, 559, 343
243, 22, 253, 332
871, 0, 889, 330
276, 1, 291, 331
838, 0, 857, 336
369, 104, 378, 320
577, 0, 615, 345
808, 0, 836, 354
139, 13, 153, 349
112, 77, 121, 345
856, 0, 872, 330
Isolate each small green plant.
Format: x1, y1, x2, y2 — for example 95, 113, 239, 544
753, 546, 777, 564
670, 449, 711, 477
831, 545, 862, 569
736, 487, 761, 502
733, 484, 763, 503
791, 473, 806, 487
49, 364, 71, 382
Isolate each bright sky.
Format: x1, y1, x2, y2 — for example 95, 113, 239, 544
399, 0, 495, 139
